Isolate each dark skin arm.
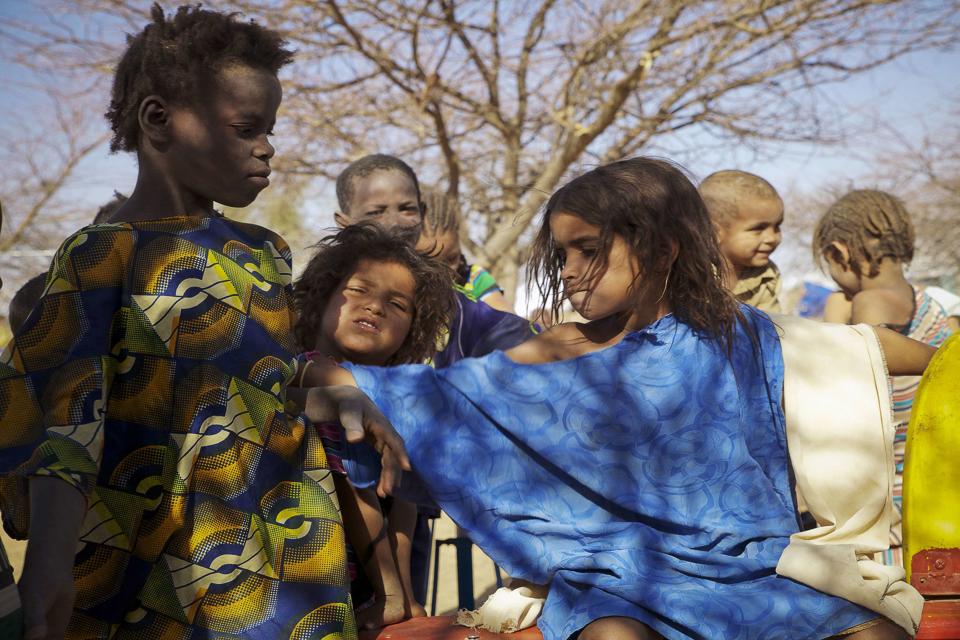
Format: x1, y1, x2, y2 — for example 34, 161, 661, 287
285, 385, 409, 498
874, 327, 937, 377
19, 477, 86, 640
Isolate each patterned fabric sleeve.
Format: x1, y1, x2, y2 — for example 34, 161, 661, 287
0, 225, 130, 509
467, 264, 504, 300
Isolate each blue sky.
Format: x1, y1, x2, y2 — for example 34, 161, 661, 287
1, 2, 957, 297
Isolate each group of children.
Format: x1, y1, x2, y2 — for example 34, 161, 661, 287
0, 5, 952, 640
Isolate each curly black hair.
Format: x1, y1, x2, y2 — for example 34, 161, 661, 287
336, 154, 422, 214
293, 224, 456, 365
106, 3, 294, 152
528, 157, 743, 349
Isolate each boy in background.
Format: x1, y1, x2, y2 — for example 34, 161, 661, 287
699, 170, 784, 312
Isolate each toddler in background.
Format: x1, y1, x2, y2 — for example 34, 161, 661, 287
417, 189, 514, 313
699, 169, 784, 311
292, 224, 455, 629
814, 188, 950, 566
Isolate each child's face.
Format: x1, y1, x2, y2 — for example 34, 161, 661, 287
318, 258, 416, 365
415, 227, 461, 271
550, 212, 649, 323
337, 170, 422, 241
165, 65, 281, 208
717, 198, 783, 272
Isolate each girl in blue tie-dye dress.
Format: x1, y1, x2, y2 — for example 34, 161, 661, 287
327, 158, 920, 640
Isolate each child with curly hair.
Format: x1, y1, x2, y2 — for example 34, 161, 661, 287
317, 158, 931, 640
291, 224, 454, 629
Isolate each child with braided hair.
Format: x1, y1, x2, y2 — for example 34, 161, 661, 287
813, 189, 950, 566
416, 189, 514, 314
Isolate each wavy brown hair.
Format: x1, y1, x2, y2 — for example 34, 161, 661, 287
293, 224, 455, 365
528, 157, 743, 348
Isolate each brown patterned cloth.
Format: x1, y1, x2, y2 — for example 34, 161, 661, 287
733, 262, 782, 312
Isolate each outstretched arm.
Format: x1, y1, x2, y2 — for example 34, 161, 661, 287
874, 327, 937, 377
287, 377, 410, 498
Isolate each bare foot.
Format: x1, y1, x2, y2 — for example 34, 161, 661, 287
354, 594, 407, 630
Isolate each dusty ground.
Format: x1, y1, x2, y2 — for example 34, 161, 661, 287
425, 512, 502, 615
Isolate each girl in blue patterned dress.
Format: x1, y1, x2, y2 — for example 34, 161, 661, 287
319, 158, 920, 640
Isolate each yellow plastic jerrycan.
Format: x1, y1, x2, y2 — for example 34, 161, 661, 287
902, 332, 960, 639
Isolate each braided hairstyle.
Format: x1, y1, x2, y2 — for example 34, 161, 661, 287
106, 4, 293, 153
813, 190, 914, 277
421, 189, 460, 235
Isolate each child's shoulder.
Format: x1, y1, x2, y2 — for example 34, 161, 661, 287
504, 322, 594, 364
224, 217, 288, 242
850, 287, 913, 326
55, 221, 137, 259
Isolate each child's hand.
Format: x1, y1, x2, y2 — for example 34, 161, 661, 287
303, 385, 411, 498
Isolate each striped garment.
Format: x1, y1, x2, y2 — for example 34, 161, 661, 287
732, 262, 782, 313
454, 262, 504, 302
882, 286, 951, 567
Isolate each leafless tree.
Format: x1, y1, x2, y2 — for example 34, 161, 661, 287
3, 0, 959, 301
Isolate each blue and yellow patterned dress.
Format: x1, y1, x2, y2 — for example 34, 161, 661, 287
0, 216, 355, 639
347, 310, 878, 640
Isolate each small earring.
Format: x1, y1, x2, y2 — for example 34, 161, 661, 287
655, 267, 671, 305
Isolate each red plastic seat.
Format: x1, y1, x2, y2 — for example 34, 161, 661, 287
359, 615, 543, 640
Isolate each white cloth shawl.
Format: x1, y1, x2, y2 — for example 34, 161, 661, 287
774, 314, 923, 636
457, 315, 924, 636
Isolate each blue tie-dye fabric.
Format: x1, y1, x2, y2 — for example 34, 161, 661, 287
346, 310, 876, 639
